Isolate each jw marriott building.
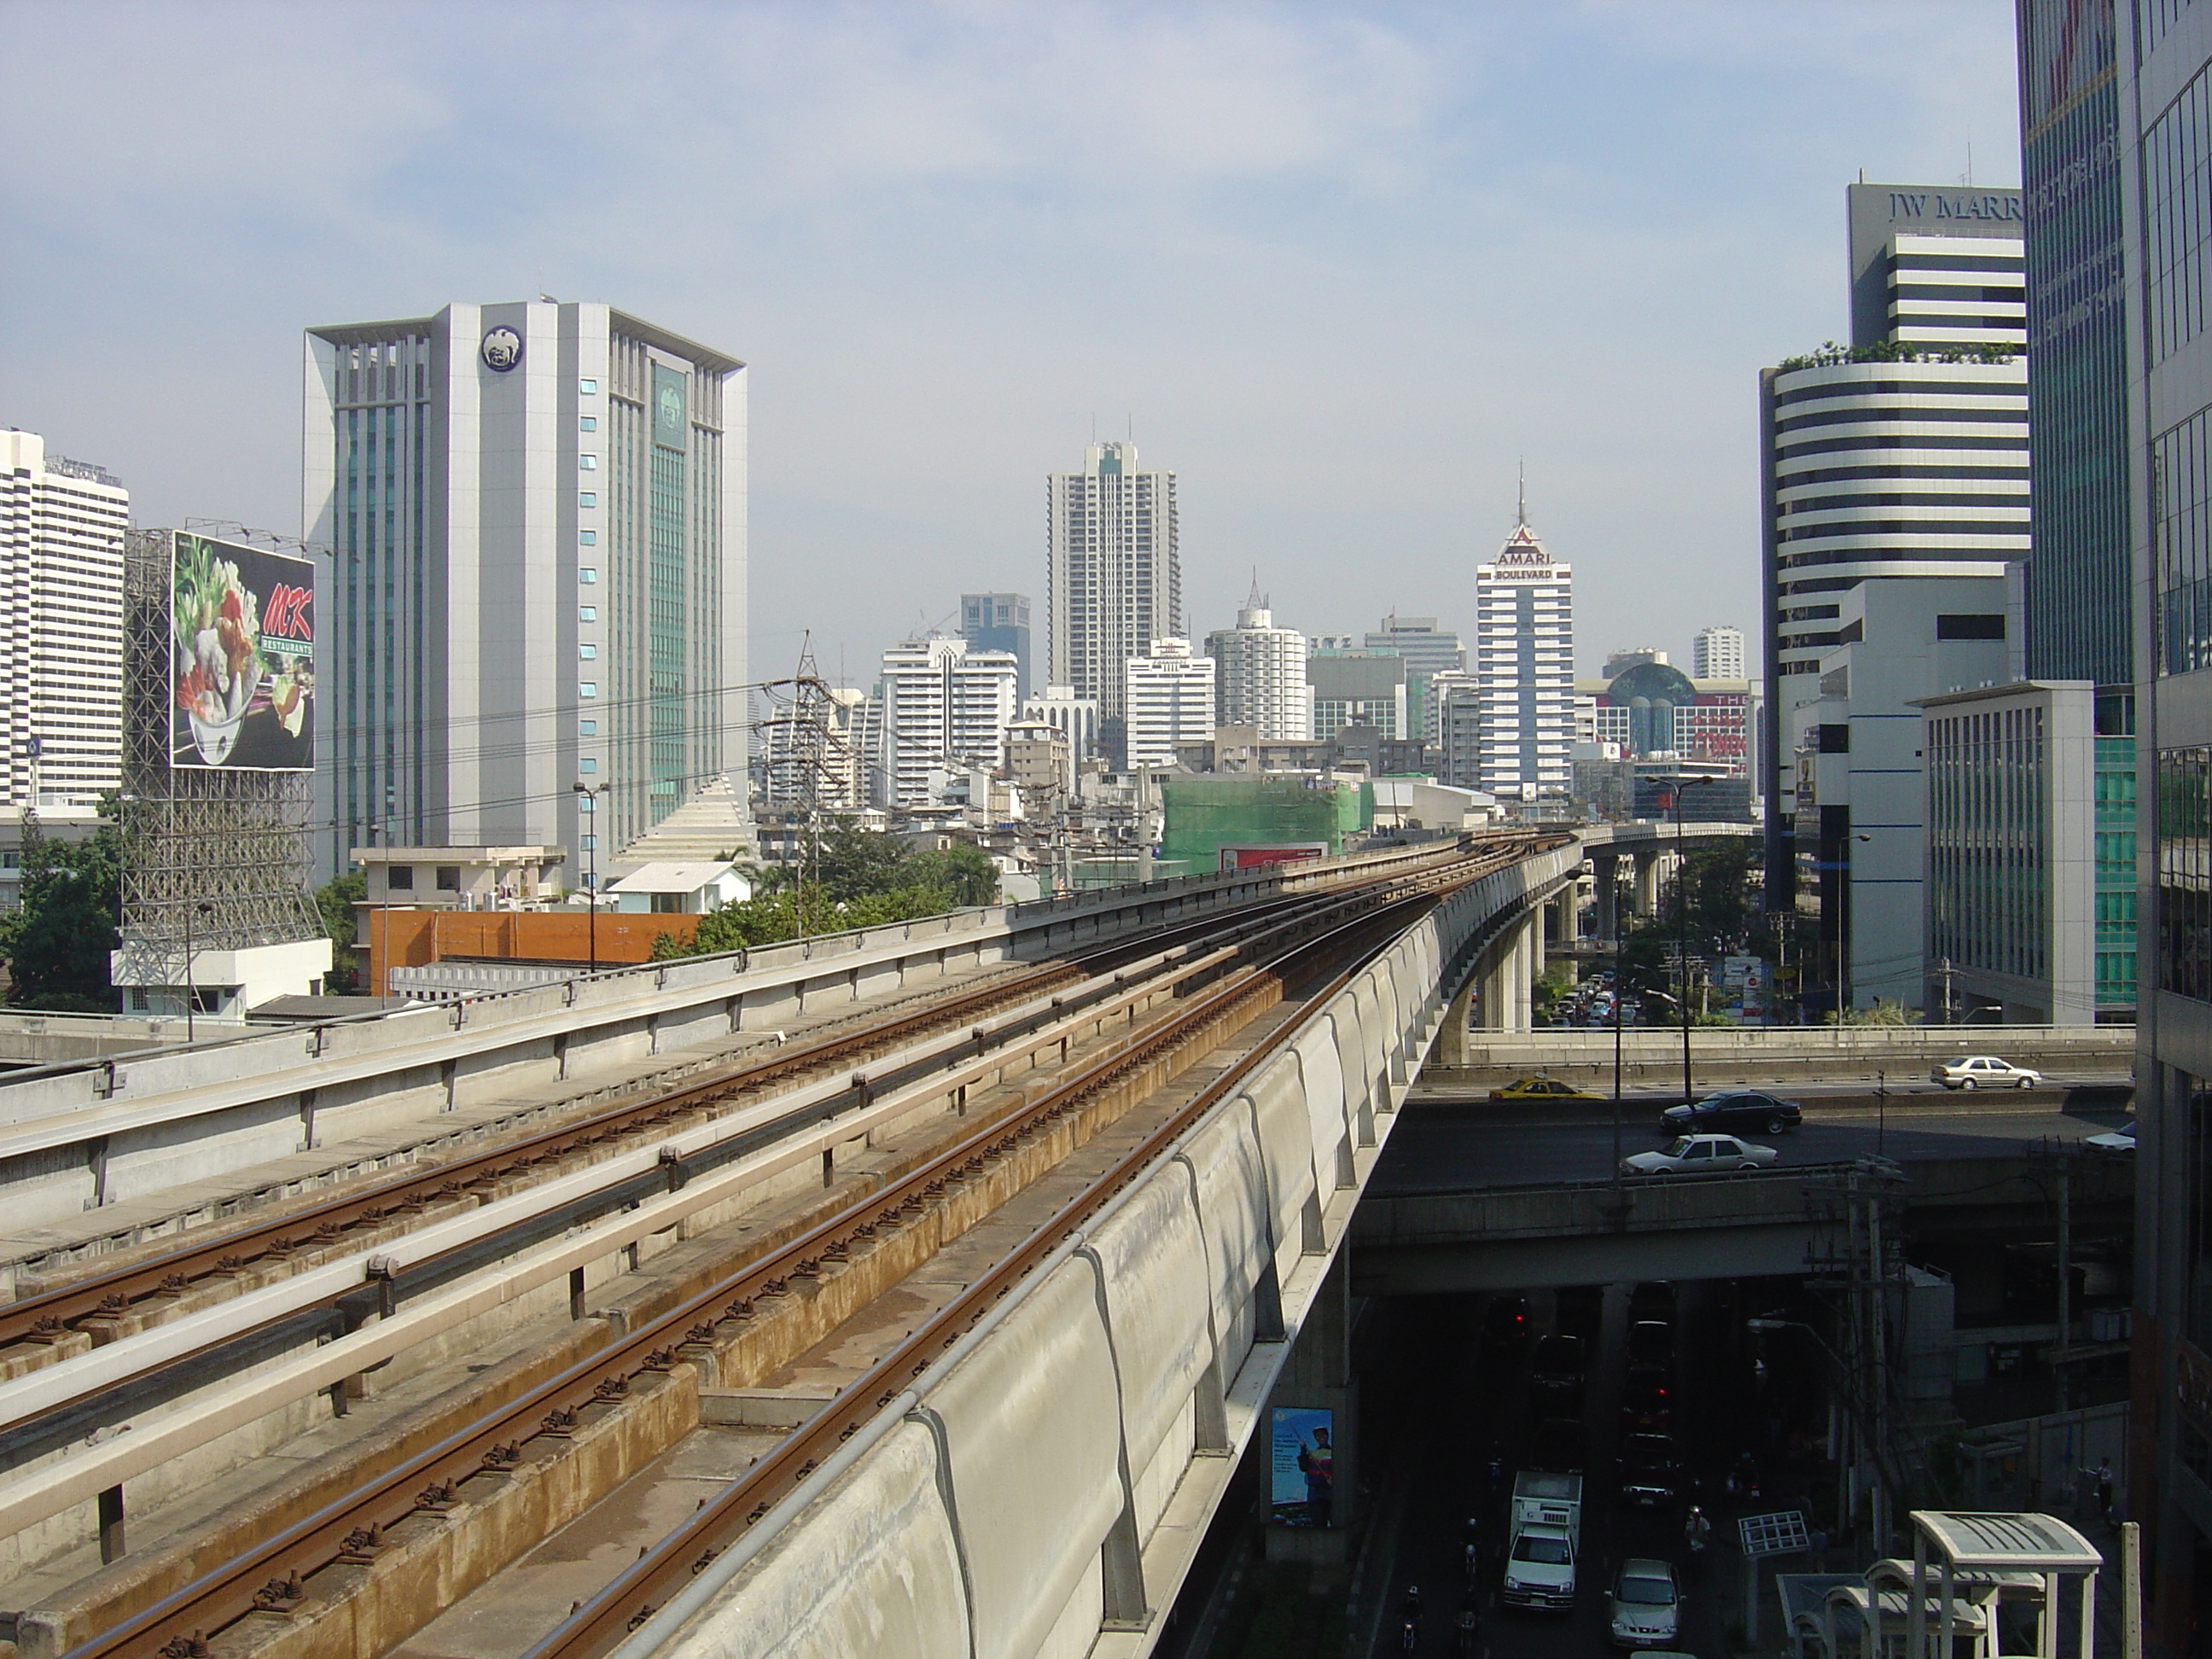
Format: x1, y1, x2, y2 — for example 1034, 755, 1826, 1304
303, 302, 748, 877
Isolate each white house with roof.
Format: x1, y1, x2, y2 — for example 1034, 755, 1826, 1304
606, 860, 751, 914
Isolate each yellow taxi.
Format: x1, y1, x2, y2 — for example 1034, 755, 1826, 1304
1487, 1075, 1605, 1103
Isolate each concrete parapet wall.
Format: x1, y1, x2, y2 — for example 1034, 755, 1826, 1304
616, 845, 1578, 1659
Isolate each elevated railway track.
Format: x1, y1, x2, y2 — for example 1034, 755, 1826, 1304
0, 828, 1567, 1659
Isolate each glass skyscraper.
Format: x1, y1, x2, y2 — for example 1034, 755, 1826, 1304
2022, 0, 2139, 1018
2113, 0, 2212, 1639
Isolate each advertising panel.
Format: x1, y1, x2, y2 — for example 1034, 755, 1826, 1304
169, 533, 315, 771
1219, 843, 1328, 873
1270, 1406, 1335, 1527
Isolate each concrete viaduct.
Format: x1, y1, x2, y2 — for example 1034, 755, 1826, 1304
0, 823, 1752, 1659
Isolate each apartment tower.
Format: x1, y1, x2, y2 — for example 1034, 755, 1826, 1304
0, 431, 127, 809
1207, 580, 1313, 740
1046, 440, 1179, 738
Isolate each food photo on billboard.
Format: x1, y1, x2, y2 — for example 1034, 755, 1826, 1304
1269, 1406, 1335, 1527
169, 533, 314, 771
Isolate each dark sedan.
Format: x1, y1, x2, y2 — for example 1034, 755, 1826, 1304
1661, 1090, 1803, 1136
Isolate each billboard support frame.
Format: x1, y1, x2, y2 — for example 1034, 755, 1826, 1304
114, 529, 323, 993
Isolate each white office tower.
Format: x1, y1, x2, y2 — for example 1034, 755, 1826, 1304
1364, 613, 1464, 739
878, 637, 1020, 807
1472, 500, 1576, 800
1692, 625, 1746, 680
1207, 580, 1313, 740
0, 432, 127, 807
1046, 440, 1180, 724
1124, 637, 1216, 767
304, 301, 748, 878
1759, 186, 2029, 917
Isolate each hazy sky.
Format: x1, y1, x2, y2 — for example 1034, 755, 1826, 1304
1, 0, 2020, 689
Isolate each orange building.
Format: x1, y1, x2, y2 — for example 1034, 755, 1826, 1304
364, 908, 700, 996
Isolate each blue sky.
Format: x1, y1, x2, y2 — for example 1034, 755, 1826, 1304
0, 0, 2021, 687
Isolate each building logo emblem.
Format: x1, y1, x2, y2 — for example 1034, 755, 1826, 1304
656, 383, 683, 435
480, 326, 523, 373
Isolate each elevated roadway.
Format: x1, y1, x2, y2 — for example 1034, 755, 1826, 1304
1353, 1093, 2134, 1292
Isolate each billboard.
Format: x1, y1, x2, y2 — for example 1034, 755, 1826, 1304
1219, 843, 1328, 873
1269, 1406, 1335, 1527
169, 533, 314, 771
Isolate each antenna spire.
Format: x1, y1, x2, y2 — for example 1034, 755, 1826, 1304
1516, 459, 1528, 528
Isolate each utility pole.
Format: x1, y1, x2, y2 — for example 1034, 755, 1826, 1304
2056, 1154, 2073, 1415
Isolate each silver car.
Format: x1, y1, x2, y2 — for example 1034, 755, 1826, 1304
1621, 1133, 1778, 1175
1610, 1557, 1682, 1648
1931, 1056, 2044, 1090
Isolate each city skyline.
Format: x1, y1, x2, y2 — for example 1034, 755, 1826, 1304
0, 3, 2021, 696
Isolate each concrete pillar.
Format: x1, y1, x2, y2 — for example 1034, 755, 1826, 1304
1632, 850, 1660, 917
1594, 855, 1620, 946
1438, 973, 1476, 1066
1265, 1250, 1358, 1571
1516, 915, 1539, 1031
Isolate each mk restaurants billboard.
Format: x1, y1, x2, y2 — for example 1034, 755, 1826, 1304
168, 532, 315, 771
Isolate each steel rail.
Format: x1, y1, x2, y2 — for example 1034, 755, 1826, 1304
59, 844, 1530, 1659
529, 880, 1466, 1659
0, 879, 1377, 1354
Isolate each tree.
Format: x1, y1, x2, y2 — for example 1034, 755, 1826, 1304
649, 825, 998, 963
903, 841, 999, 906
0, 808, 125, 1012
315, 870, 366, 994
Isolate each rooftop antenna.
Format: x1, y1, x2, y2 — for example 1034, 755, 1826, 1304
1517, 458, 1528, 528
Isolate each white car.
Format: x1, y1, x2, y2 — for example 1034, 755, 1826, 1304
2085, 1124, 2137, 1154
1610, 1557, 1682, 1648
1932, 1056, 2044, 1090
1621, 1133, 1778, 1176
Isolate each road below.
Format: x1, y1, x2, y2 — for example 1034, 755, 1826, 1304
1371, 1096, 2133, 1194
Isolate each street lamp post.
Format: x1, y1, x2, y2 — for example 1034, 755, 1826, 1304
573, 783, 608, 975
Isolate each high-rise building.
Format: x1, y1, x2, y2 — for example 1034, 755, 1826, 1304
2017, 0, 2138, 1020
304, 302, 748, 877
1364, 614, 1464, 739
1691, 626, 1746, 680
1045, 440, 1179, 726
1759, 185, 2029, 914
1471, 502, 1576, 800
2113, 6, 2212, 1636
0, 431, 127, 809
960, 592, 1033, 701
877, 637, 1020, 807
1307, 650, 1407, 742
1123, 637, 1214, 767
1207, 580, 1312, 740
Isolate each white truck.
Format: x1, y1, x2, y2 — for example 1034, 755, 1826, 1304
1502, 1470, 1581, 1610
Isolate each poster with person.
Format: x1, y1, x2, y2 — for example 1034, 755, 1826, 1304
1270, 1406, 1335, 1527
